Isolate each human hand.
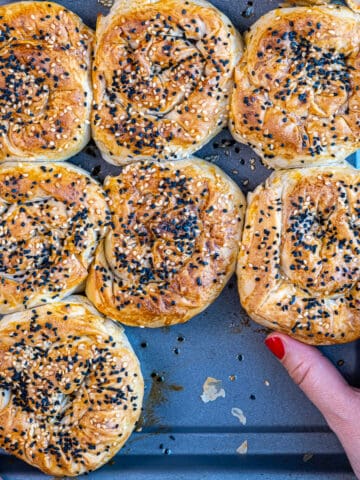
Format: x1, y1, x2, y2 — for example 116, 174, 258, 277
265, 334, 360, 479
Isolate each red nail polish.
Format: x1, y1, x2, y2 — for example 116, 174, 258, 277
265, 337, 285, 360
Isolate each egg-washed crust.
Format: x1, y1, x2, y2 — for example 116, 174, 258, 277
92, 0, 243, 165
238, 166, 360, 345
0, 296, 144, 476
230, 5, 360, 169
346, 0, 360, 13
0, 162, 109, 314
86, 158, 246, 327
0, 1, 93, 162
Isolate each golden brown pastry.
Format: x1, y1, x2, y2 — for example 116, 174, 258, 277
92, 0, 243, 165
230, 5, 360, 169
346, 0, 360, 13
86, 158, 246, 327
0, 296, 144, 476
0, 2, 93, 162
0, 162, 108, 313
238, 166, 360, 345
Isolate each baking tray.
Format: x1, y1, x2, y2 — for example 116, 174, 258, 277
0, 0, 359, 478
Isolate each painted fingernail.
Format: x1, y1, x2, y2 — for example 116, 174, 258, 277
265, 336, 285, 360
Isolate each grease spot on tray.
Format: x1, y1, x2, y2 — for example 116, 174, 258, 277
229, 314, 250, 334
237, 440, 248, 455
201, 377, 225, 403
231, 407, 247, 425
138, 372, 183, 428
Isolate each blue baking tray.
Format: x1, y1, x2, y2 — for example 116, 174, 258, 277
0, 0, 359, 479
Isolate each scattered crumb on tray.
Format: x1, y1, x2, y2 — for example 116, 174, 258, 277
303, 453, 314, 463
231, 407, 247, 425
237, 440, 248, 455
203, 154, 220, 163
201, 377, 225, 403
98, 0, 113, 7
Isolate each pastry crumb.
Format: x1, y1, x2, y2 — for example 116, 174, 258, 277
237, 440, 248, 455
303, 453, 314, 463
201, 377, 225, 403
98, 0, 113, 7
231, 407, 247, 425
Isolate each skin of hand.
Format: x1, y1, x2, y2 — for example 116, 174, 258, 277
265, 334, 360, 479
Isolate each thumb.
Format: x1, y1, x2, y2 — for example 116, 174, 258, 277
265, 333, 356, 428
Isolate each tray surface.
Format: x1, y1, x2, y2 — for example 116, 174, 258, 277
0, 0, 359, 478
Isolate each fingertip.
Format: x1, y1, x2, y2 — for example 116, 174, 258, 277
265, 332, 316, 361
264, 335, 285, 360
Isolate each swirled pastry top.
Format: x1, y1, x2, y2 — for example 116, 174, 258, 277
0, 296, 143, 476
238, 166, 360, 345
92, 0, 243, 165
0, 162, 109, 314
86, 158, 246, 327
0, 2, 93, 162
230, 5, 360, 169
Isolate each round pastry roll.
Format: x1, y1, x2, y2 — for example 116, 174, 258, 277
0, 162, 109, 314
230, 5, 360, 169
0, 296, 144, 476
238, 166, 360, 345
0, 2, 93, 162
86, 158, 246, 327
92, 0, 243, 165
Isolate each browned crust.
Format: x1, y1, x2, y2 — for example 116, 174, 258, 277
0, 296, 144, 476
238, 166, 360, 345
92, 0, 242, 165
346, 0, 360, 13
86, 158, 246, 327
0, 163, 109, 313
0, 1, 93, 162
